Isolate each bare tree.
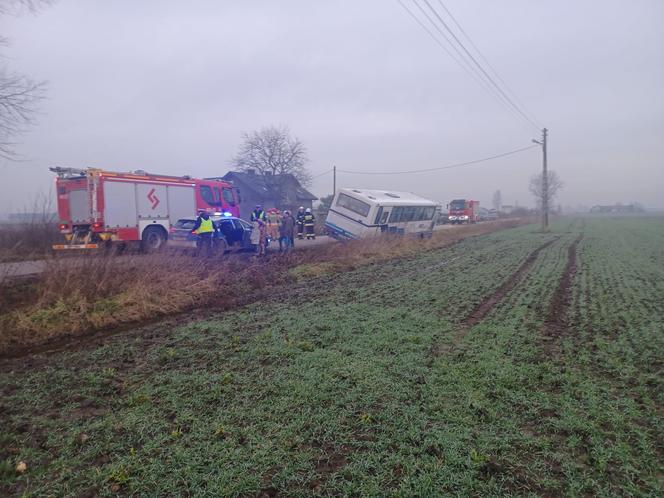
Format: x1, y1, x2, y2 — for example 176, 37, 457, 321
0, 0, 50, 160
0, 72, 45, 159
529, 170, 564, 211
232, 125, 311, 206
492, 189, 502, 211
233, 125, 310, 183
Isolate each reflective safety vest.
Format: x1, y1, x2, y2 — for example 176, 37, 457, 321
303, 214, 315, 226
251, 210, 266, 222
197, 217, 214, 234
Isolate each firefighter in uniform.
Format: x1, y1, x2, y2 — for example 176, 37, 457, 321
191, 210, 216, 257
296, 206, 306, 240
304, 208, 316, 240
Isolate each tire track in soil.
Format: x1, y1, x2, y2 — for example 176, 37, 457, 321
427, 237, 558, 362
542, 234, 583, 355
463, 237, 559, 327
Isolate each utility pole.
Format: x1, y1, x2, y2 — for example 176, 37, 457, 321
532, 128, 549, 231
332, 165, 336, 196
542, 128, 549, 231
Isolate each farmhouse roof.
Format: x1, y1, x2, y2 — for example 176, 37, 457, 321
220, 171, 317, 201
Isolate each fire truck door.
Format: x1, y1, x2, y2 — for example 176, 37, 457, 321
167, 186, 196, 224
69, 189, 90, 223
137, 184, 168, 220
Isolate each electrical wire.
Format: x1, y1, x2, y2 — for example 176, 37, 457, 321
399, 0, 531, 132
337, 144, 539, 175
397, 0, 542, 133
310, 169, 333, 179
419, 0, 541, 131
434, 0, 543, 129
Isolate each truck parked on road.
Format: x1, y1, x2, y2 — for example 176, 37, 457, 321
448, 199, 480, 224
51, 167, 241, 251
324, 188, 440, 239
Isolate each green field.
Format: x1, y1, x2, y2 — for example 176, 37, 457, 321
1, 217, 663, 496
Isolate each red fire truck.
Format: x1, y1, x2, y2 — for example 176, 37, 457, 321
51, 167, 241, 251
448, 199, 480, 224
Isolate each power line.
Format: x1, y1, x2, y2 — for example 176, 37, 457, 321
310, 169, 333, 179
337, 144, 539, 175
398, 0, 531, 131
419, 0, 541, 131
434, 0, 542, 129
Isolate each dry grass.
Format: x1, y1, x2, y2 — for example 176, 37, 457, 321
0, 220, 525, 355
0, 195, 59, 262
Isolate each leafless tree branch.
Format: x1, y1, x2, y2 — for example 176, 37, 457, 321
0, 0, 51, 160
529, 171, 563, 210
232, 125, 311, 205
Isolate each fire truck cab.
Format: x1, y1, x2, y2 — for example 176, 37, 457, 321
51, 167, 241, 251
448, 199, 480, 224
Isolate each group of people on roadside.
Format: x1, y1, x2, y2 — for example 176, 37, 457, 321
250, 205, 316, 256
190, 205, 316, 258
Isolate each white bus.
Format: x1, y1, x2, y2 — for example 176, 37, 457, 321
324, 188, 441, 240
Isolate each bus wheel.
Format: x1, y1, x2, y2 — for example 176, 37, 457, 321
141, 226, 167, 252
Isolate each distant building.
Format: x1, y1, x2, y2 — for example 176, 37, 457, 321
220, 170, 317, 220
501, 205, 514, 215
589, 204, 644, 213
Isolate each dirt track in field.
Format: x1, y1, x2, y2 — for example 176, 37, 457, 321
463, 237, 559, 327
542, 234, 584, 353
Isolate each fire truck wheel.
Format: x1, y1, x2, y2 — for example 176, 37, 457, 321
141, 226, 167, 252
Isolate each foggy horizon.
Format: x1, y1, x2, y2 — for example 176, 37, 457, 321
1, 0, 663, 214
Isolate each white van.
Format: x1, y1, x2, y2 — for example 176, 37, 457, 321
324, 188, 441, 239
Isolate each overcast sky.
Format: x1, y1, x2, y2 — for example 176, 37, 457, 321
1, 0, 663, 214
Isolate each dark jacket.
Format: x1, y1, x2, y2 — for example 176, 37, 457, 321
279, 215, 296, 237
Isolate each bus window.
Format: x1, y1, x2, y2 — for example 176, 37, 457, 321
337, 193, 370, 217
222, 187, 235, 206
389, 207, 402, 223
379, 210, 389, 224
374, 207, 384, 224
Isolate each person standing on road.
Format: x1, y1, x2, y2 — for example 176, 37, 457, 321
267, 208, 280, 243
296, 206, 306, 240
191, 210, 216, 257
278, 210, 296, 253
256, 218, 267, 257
304, 208, 316, 240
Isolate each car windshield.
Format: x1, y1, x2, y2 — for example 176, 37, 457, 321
450, 200, 466, 210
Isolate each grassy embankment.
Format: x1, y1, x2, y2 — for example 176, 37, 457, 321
1, 217, 662, 496
0, 220, 521, 355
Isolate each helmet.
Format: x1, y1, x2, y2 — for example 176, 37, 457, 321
255, 204, 262, 209
305, 208, 311, 213
299, 206, 304, 211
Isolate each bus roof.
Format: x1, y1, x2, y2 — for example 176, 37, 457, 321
339, 188, 439, 206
